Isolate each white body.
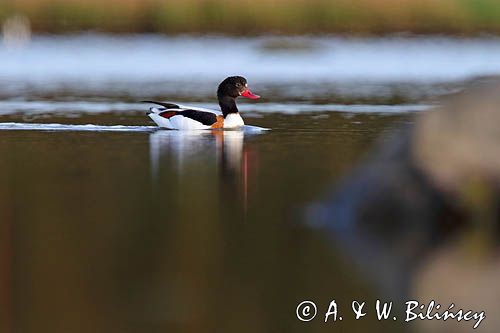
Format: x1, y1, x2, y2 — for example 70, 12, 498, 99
148, 105, 244, 130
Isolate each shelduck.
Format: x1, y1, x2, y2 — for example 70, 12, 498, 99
144, 76, 260, 130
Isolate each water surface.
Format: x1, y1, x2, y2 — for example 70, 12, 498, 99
1, 34, 498, 333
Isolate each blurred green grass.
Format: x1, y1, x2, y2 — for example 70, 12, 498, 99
3, 0, 500, 34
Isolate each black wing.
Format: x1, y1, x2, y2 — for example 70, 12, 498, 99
176, 110, 218, 126
141, 101, 181, 109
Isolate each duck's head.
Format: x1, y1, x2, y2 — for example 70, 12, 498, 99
217, 76, 260, 100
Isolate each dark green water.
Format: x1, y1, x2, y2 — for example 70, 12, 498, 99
0, 109, 413, 332
6, 33, 498, 333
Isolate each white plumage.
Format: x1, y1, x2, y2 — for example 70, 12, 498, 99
147, 105, 244, 130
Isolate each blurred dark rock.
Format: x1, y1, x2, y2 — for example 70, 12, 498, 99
414, 84, 500, 224
310, 81, 500, 225
306, 82, 500, 319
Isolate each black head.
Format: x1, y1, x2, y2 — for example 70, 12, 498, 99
217, 76, 260, 100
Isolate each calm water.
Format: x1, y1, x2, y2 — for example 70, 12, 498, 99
1, 35, 498, 332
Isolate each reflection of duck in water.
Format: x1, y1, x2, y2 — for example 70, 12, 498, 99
149, 127, 264, 181
213, 130, 245, 176
149, 129, 262, 212
143, 76, 260, 130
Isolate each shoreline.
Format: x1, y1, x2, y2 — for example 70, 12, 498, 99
2, 0, 500, 36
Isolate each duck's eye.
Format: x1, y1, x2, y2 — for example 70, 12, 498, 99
235, 82, 242, 88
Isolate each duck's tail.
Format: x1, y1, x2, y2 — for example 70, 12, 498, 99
141, 101, 178, 129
